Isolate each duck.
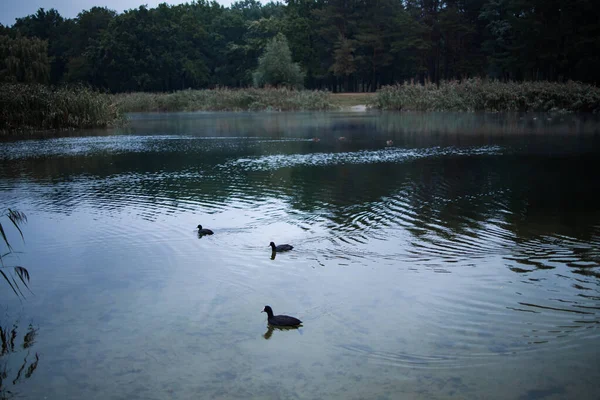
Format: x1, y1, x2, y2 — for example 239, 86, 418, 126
269, 242, 293, 252
197, 225, 214, 235
262, 306, 302, 327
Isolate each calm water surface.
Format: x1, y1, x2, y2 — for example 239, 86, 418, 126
0, 111, 599, 399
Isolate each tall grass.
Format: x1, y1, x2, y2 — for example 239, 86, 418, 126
0, 83, 123, 133
0, 209, 30, 299
114, 87, 335, 112
373, 79, 600, 113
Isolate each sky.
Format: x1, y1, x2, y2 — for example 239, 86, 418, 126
1, 0, 235, 26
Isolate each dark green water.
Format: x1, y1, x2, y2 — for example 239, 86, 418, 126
0, 111, 599, 399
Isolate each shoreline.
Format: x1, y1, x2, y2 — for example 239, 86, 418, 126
2, 81, 599, 133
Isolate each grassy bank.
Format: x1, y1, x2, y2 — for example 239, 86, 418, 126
330, 93, 376, 108
0, 84, 122, 133
373, 79, 600, 113
4, 80, 597, 133
0, 86, 338, 133
114, 87, 335, 112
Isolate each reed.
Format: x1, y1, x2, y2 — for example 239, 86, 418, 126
0, 83, 123, 133
113, 87, 335, 112
373, 79, 600, 113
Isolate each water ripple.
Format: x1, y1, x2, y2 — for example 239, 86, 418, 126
222, 146, 503, 171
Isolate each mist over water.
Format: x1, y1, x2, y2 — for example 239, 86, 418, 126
1, 111, 599, 399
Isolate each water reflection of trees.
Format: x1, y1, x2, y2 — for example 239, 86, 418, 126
0, 322, 39, 399
1, 117, 599, 277
117, 111, 600, 138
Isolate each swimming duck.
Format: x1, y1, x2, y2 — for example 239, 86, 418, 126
269, 242, 293, 252
197, 225, 214, 235
262, 306, 302, 327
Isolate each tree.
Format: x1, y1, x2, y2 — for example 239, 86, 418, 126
3, 0, 600, 90
375, 2, 428, 84
88, 3, 214, 92
253, 33, 305, 88
478, 0, 600, 82
0, 209, 30, 299
354, 0, 398, 91
330, 35, 356, 91
282, 0, 321, 88
12, 8, 68, 83
64, 7, 116, 84
438, 0, 486, 80
0, 24, 10, 36
0, 35, 50, 83
208, 8, 254, 87
310, 0, 361, 90
479, 0, 525, 80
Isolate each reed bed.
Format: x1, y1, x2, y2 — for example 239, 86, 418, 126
5, 80, 596, 133
113, 87, 335, 112
0, 84, 122, 133
373, 79, 600, 113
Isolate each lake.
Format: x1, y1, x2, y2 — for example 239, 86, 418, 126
0, 111, 599, 399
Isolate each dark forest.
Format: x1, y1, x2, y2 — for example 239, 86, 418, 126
1, 0, 599, 93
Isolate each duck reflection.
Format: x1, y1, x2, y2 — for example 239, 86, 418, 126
262, 325, 302, 340
270, 250, 276, 260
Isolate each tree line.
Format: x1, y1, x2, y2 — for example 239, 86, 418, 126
1, 0, 599, 93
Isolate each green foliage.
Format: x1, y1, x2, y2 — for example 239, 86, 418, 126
12, 8, 64, 40
2, 0, 600, 93
12, 8, 68, 83
331, 35, 356, 77
373, 79, 600, 113
113, 87, 334, 112
0, 83, 123, 132
0, 35, 50, 83
64, 7, 116, 84
253, 33, 305, 88
479, 0, 600, 82
88, 4, 214, 92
